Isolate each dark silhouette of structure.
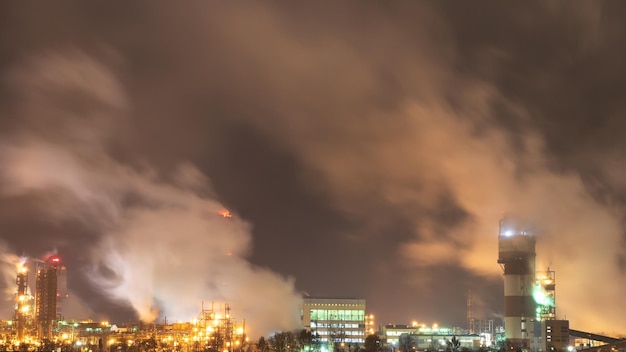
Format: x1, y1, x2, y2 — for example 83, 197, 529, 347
35, 256, 61, 341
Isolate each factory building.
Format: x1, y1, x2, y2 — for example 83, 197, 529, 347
497, 217, 537, 350
301, 297, 370, 349
531, 320, 570, 352
399, 332, 482, 351
384, 324, 419, 347
384, 324, 483, 351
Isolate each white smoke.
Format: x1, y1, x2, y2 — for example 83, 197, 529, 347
208, 10, 626, 331
0, 50, 302, 337
0, 244, 22, 318
252, 89, 626, 333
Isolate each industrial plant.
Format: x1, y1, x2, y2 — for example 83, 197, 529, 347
2, 217, 625, 352
494, 216, 624, 352
296, 217, 626, 352
9, 255, 68, 346
2, 256, 248, 352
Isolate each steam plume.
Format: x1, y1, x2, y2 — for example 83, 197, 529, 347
0, 51, 302, 337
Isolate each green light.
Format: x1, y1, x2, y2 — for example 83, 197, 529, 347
532, 284, 555, 307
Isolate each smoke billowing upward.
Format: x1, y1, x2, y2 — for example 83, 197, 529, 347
0, 51, 302, 337
0, 246, 21, 318
0, 1, 626, 336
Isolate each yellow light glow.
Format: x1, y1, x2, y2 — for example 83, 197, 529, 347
219, 209, 232, 218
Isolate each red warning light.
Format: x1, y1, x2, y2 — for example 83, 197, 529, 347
50, 256, 60, 263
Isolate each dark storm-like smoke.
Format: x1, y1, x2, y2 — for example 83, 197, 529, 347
0, 51, 302, 337
0, 1, 625, 335
177, 2, 626, 332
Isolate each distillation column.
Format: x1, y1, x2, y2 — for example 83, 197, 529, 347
35, 256, 60, 341
15, 262, 29, 342
497, 218, 536, 350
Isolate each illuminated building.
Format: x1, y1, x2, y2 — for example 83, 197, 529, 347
35, 256, 61, 341
497, 217, 536, 349
532, 320, 569, 352
384, 324, 418, 347
398, 329, 482, 351
301, 297, 367, 349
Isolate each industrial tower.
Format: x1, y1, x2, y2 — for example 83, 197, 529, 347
35, 256, 61, 341
497, 217, 536, 350
535, 269, 556, 321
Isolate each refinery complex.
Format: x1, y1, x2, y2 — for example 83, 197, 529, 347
2, 218, 625, 352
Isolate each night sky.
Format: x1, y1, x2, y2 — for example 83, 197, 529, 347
1, 1, 626, 338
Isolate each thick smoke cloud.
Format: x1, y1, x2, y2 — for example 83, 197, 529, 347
0, 0, 625, 337
0, 51, 302, 337
179, 2, 626, 332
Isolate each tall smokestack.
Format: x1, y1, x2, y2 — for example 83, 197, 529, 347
497, 217, 536, 350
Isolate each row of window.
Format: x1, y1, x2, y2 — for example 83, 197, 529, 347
318, 338, 364, 343
315, 330, 364, 336
309, 309, 365, 321
311, 322, 361, 329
